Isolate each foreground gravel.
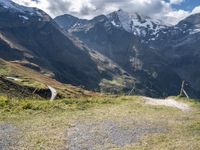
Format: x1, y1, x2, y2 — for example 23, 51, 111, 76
67, 118, 166, 150
0, 123, 20, 150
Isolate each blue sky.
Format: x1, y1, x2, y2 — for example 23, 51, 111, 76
170, 0, 200, 11
13, 0, 200, 25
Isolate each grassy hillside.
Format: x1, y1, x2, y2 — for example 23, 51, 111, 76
0, 59, 100, 99
0, 95, 199, 150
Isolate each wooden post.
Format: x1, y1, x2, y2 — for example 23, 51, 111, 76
180, 80, 185, 96
128, 82, 135, 96
183, 89, 189, 99
180, 80, 189, 99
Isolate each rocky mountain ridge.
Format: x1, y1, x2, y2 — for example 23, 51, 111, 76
55, 10, 200, 98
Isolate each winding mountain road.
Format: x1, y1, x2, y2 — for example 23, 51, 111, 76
6, 77, 21, 81
143, 97, 191, 112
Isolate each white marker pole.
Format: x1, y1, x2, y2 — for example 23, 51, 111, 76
48, 86, 57, 101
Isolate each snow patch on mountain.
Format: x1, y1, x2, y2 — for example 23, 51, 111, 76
19, 15, 29, 20
111, 20, 120, 27
0, 0, 46, 18
0, 0, 15, 9
107, 9, 166, 37
189, 24, 200, 34
189, 28, 200, 34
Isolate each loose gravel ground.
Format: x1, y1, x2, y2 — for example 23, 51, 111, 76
67, 118, 166, 150
0, 123, 20, 150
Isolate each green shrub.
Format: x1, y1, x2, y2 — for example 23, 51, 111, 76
22, 102, 33, 110
63, 99, 78, 105
0, 96, 9, 108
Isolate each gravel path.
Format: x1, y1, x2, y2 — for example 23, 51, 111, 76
144, 97, 191, 112
0, 123, 20, 150
67, 119, 166, 150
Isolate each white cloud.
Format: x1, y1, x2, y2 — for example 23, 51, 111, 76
12, 0, 200, 25
192, 5, 200, 14
12, 0, 171, 18
13, 0, 51, 14
164, 9, 189, 24
170, 0, 184, 5
164, 5, 200, 24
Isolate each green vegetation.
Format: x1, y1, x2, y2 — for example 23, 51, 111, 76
0, 60, 45, 89
16, 77, 46, 89
0, 60, 95, 99
0, 95, 116, 115
100, 76, 134, 94
0, 60, 10, 76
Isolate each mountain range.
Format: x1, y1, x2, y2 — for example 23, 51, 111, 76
0, 0, 200, 98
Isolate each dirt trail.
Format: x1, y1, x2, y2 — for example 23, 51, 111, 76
143, 97, 191, 112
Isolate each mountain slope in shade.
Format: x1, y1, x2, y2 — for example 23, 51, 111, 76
54, 14, 88, 30
55, 10, 200, 98
148, 13, 200, 93
0, 0, 136, 93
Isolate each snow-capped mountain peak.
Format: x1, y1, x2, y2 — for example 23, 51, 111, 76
0, 0, 16, 9
107, 9, 166, 37
0, 0, 50, 21
177, 13, 200, 35
0, 0, 33, 13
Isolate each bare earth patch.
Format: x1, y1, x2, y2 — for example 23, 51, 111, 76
143, 97, 191, 112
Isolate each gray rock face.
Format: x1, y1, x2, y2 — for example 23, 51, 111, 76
55, 10, 200, 98
54, 14, 88, 30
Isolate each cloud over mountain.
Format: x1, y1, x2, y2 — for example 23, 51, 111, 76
13, 0, 200, 25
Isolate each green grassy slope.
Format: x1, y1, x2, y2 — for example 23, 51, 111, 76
0, 59, 100, 99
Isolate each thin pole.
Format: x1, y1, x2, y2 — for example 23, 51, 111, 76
180, 80, 189, 99
128, 83, 135, 96
180, 80, 185, 96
